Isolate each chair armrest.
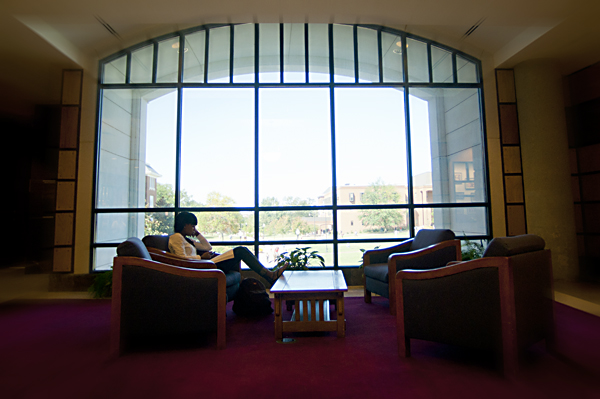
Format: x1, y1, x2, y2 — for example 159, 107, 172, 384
363, 240, 413, 266
395, 256, 506, 281
148, 251, 217, 269
111, 256, 227, 355
389, 240, 461, 272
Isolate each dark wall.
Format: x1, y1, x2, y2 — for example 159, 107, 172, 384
566, 62, 600, 282
0, 106, 61, 269
1, 113, 34, 267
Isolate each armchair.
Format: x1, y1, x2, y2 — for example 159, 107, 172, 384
362, 229, 460, 315
111, 237, 227, 357
395, 234, 555, 378
141, 234, 241, 302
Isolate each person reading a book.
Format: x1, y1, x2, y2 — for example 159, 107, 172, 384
169, 211, 287, 286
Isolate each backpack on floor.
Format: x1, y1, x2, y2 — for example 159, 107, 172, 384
233, 278, 273, 317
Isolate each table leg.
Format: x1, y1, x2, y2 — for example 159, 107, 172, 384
337, 295, 345, 338
274, 294, 283, 340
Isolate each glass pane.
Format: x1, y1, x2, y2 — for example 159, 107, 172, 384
410, 88, 485, 204
284, 23, 306, 83
94, 247, 117, 271
259, 210, 330, 240
130, 45, 153, 83
102, 56, 126, 84
308, 24, 330, 83
258, 88, 332, 205
233, 24, 255, 83
333, 24, 354, 83
259, 244, 331, 268
156, 37, 179, 83
95, 211, 175, 243
207, 26, 231, 83
418, 207, 488, 235
181, 89, 254, 207
183, 30, 206, 83
457, 56, 478, 83
381, 32, 403, 82
337, 209, 409, 241
357, 27, 379, 83
97, 89, 177, 209
259, 23, 280, 83
335, 87, 408, 203
407, 38, 428, 82
338, 239, 400, 266
432, 46, 453, 83
193, 211, 254, 242
338, 239, 410, 267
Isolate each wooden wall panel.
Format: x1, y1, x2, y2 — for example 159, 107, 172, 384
496, 70, 517, 103
574, 204, 583, 233
496, 69, 527, 237
502, 146, 522, 174
580, 174, 600, 201
53, 247, 73, 272
504, 176, 524, 203
569, 148, 578, 174
60, 107, 79, 149
54, 212, 74, 246
56, 181, 75, 211
577, 143, 600, 173
499, 105, 520, 145
52, 69, 82, 274
506, 205, 527, 236
571, 176, 581, 202
58, 151, 77, 179
62, 70, 83, 105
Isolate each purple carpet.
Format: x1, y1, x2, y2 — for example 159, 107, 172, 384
0, 297, 598, 399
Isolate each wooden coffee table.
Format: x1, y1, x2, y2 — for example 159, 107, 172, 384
270, 270, 348, 339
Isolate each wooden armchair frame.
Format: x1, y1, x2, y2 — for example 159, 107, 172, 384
363, 239, 461, 315
395, 252, 555, 378
110, 256, 227, 358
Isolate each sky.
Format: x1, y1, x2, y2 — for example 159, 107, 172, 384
145, 75, 432, 207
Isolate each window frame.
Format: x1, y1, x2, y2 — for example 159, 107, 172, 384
91, 23, 491, 272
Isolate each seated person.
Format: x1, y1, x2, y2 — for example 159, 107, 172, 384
169, 212, 287, 286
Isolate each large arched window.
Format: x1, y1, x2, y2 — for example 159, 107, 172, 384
93, 23, 490, 271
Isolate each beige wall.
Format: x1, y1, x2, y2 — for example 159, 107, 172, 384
514, 60, 578, 281
73, 72, 97, 274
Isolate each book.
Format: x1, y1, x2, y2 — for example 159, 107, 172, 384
211, 249, 235, 263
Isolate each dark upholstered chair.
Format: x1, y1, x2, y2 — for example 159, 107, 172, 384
141, 235, 241, 302
111, 237, 227, 357
395, 234, 555, 378
362, 229, 461, 315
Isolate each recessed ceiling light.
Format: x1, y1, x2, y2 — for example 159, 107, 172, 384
171, 42, 188, 52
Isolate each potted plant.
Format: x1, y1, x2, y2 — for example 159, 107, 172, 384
88, 270, 113, 298
273, 246, 325, 270
461, 239, 485, 261
273, 247, 325, 311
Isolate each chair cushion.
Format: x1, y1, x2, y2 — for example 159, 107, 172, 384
142, 235, 171, 252
483, 234, 545, 257
363, 263, 389, 283
117, 237, 152, 260
411, 229, 455, 250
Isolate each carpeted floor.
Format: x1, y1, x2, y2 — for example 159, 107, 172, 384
0, 297, 598, 399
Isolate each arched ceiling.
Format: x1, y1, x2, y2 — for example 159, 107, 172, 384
1, 0, 600, 111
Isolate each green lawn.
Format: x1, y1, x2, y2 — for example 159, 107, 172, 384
206, 230, 411, 267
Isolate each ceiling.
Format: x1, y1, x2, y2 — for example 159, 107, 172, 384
1, 0, 599, 113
